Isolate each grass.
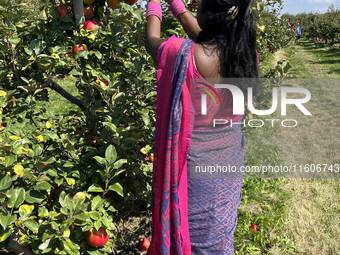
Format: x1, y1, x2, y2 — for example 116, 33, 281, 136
260, 38, 340, 254
49, 76, 80, 114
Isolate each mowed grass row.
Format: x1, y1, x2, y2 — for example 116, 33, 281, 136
259, 38, 340, 255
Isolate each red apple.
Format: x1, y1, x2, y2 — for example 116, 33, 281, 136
8, 95, 16, 106
88, 131, 96, 146
56, 6, 69, 19
86, 227, 109, 247
95, 79, 109, 93
137, 237, 150, 251
104, 191, 113, 198
149, 154, 154, 162
96, 79, 109, 86
73, 44, 85, 56
124, 0, 137, 5
250, 224, 258, 232
42, 163, 48, 166
107, 0, 121, 9
0, 123, 7, 128
84, 5, 94, 20
70, 225, 78, 231
83, 20, 99, 31
83, 0, 95, 4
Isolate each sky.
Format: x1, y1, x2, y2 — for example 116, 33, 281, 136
281, 0, 340, 15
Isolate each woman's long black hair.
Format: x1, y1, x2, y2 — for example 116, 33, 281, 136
196, 0, 258, 83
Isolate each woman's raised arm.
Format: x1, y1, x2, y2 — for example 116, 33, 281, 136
145, 0, 166, 64
170, 0, 201, 40
145, 0, 202, 63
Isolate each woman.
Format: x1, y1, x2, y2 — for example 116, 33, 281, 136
145, 0, 258, 254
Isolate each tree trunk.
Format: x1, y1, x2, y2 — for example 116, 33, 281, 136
73, 0, 85, 26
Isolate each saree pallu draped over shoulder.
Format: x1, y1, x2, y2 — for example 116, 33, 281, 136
147, 35, 193, 255
148, 35, 246, 255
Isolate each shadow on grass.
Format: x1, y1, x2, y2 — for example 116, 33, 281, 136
298, 39, 340, 75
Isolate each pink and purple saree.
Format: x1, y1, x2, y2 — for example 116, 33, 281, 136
148, 35, 245, 255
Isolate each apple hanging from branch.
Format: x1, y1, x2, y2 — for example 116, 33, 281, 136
83, 20, 99, 31
84, 5, 94, 20
107, 0, 121, 9
56, 6, 69, 19
86, 227, 109, 247
124, 0, 138, 5
72, 44, 87, 56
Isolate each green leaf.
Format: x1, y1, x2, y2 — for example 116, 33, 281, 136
0, 176, 12, 191
131, 10, 142, 21
108, 183, 123, 197
0, 228, 13, 242
38, 207, 49, 218
87, 184, 103, 193
0, 213, 10, 230
34, 181, 52, 190
19, 204, 35, 218
24, 219, 39, 232
59, 191, 66, 207
8, 188, 25, 208
94, 221, 102, 231
93, 156, 106, 166
25, 190, 44, 204
101, 218, 116, 230
64, 195, 73, 211
61, 238, 77, 255
93, 51, 102, 60
74, 212, 90, 221
41, 156, 56, 164
91, 196, 104, 211
24, 47, 33, 55
120, 2, 133, 12
146, 91, 157, 99
89, 211, 100, 221
59, 22, 72, 31
9, 37, 20, 46
47, 169, 58, 177
113, 159, 127, 169
4, 154, 17, 167
76, 50, 88, 59
103, 122, 117, 133
105, 145, 117, 164
69, 69, 81, 76
87, 250, 102, 255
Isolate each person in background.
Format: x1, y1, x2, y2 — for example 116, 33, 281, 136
291, 23, 295, 32
287, 22, 291, 30
296, 23, 302, 45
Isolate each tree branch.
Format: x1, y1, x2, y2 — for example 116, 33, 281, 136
19, 79, 86, 112
8, 229, 35, 255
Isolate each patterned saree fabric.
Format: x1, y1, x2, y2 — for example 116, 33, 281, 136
148, 35, 246, 255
